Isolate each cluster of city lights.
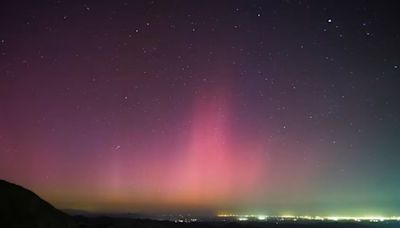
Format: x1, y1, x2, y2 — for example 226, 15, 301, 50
173, 218, 198, 223
217, 214, 400, 223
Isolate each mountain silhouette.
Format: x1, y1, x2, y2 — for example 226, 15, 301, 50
0, 179, 396, 228
0, 179, 74, 228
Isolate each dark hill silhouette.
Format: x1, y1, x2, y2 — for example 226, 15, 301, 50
1, 179, 397, 228
0, 179, 74, 228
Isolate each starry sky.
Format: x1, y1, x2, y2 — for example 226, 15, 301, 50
0, 0, 400, 216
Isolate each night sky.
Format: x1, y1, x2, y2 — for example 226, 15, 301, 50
1, 0, 400, 216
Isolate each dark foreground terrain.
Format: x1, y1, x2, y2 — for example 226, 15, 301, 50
73, 216, 400, 228
1, 179, 399, 228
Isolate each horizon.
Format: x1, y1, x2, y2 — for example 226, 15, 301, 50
1, 0, 400, 219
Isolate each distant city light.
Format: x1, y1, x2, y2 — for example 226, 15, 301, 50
216, 213, 400, 223
257, 215, 266, 220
